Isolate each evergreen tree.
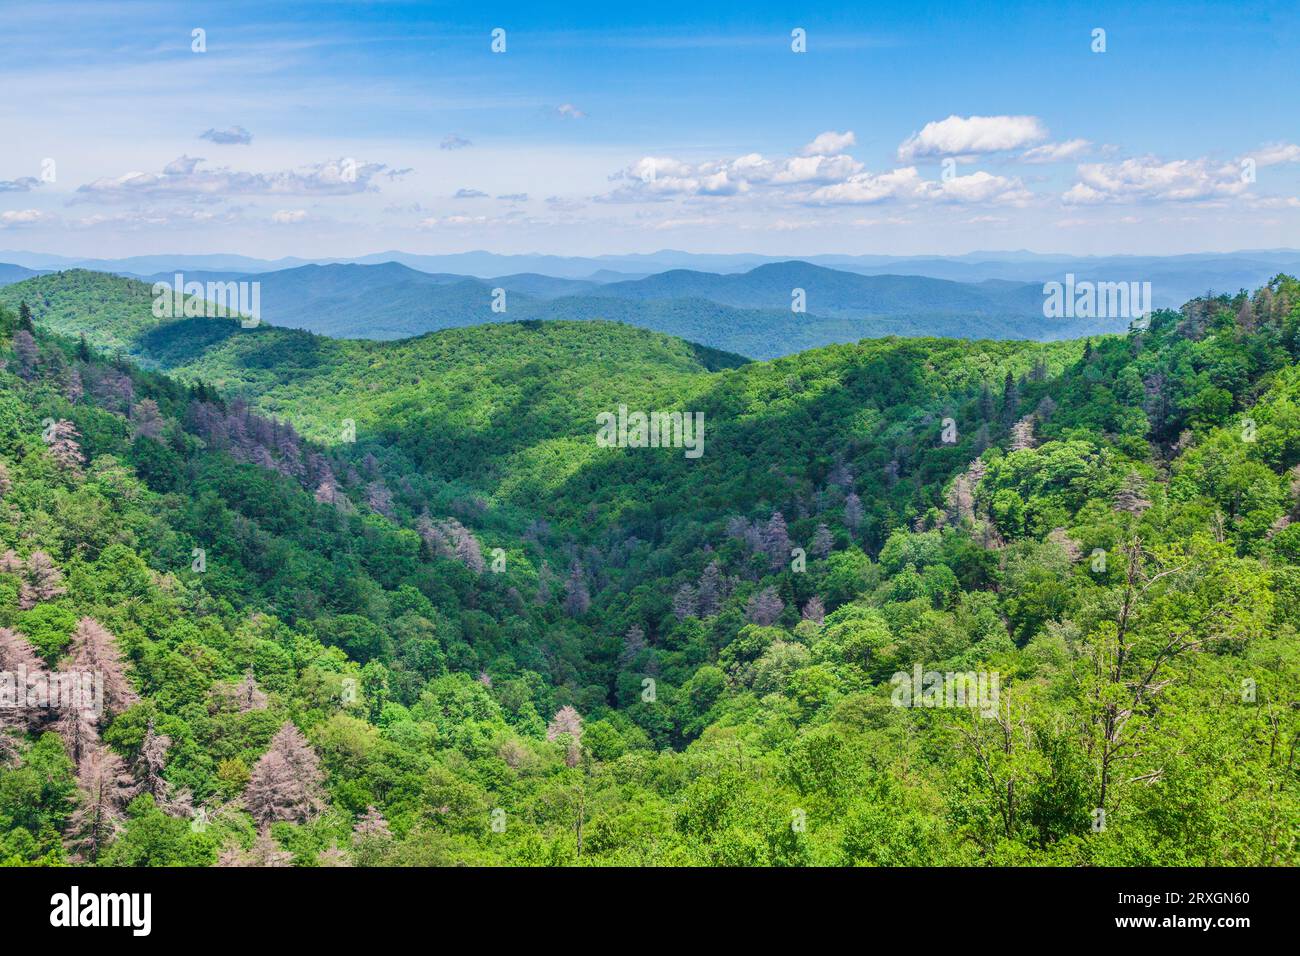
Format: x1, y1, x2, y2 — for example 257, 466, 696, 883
696, 561, 723, 616
745, 586, 784, 625
62, 618, 138, 720
67, 746, 135, 862
244, 722, 325, 825
811, 522, 833, 558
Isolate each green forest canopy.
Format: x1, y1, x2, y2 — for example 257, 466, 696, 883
0, 273, 1297, 866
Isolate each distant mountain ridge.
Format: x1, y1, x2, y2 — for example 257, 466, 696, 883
6, 247, 1298, 306
586, 261, 1047, 317
0, 263, 1131, 359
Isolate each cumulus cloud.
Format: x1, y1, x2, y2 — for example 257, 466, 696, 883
0, 176, 42, 193
0, 209, 48, 227
808, 167, 1031, 206
271, 209, 309, 224
598, 157, 739, 202
897, 114, 1048, 162
932, 170, 1034, 205
601, 149, 864, 202
801, 130, 856, 156
497, 192, 529, 202
806, 167, 930, 204
454, 188, 489, 199
1062, 156, 1249, 204
199, 126, 253, 145
1246, 143, 1300, 167
554, 103, 587, 119
1020, 139, 1093, 164
599, 132, 1035, 209
74, 156, 400, 202
440, 135, 472, 150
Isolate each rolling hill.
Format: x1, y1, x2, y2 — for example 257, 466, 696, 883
0, 269, 1297, 868
0, 263, 40, 286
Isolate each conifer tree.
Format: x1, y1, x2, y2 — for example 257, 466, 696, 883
46, 420, 85, 473
745, 586, 784, 626
244, 722, 325, 825
762, 511, 791, 568
811, 522, 833, 558
696, 561, 723, 616
67, 745, 135, 862
672, 583, 698, 621
563, 562, 591, 616
19, 551, 66, 609
62, 617, 138, 719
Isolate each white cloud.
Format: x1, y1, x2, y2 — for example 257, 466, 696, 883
271, 209, 309, 224
0, 209, 48, 227
897, 114, 1048, 162
1063, 156, 1249, 204
199, 126, 253, 145
600, 132, 1036, 210
648, 216, 719, 230
1020, 139, 1093, 164
555, 103, 587, 119
807, 167, 929, 204
766, 153, 864, 184
601, 149, 864, 202
931, 170, 1034, 205
1247, 143, 1300, 167
75, 156, 401, 202
800, 130, 856, 156
0, 176, 42, 193
809, 167, 1031, 206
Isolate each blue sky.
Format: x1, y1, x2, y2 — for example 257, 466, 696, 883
1, 0, 1297, 257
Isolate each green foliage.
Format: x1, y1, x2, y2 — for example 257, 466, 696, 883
0, 274, 1297, 866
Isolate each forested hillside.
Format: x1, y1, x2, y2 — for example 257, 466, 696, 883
0, 274, 1297, 866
